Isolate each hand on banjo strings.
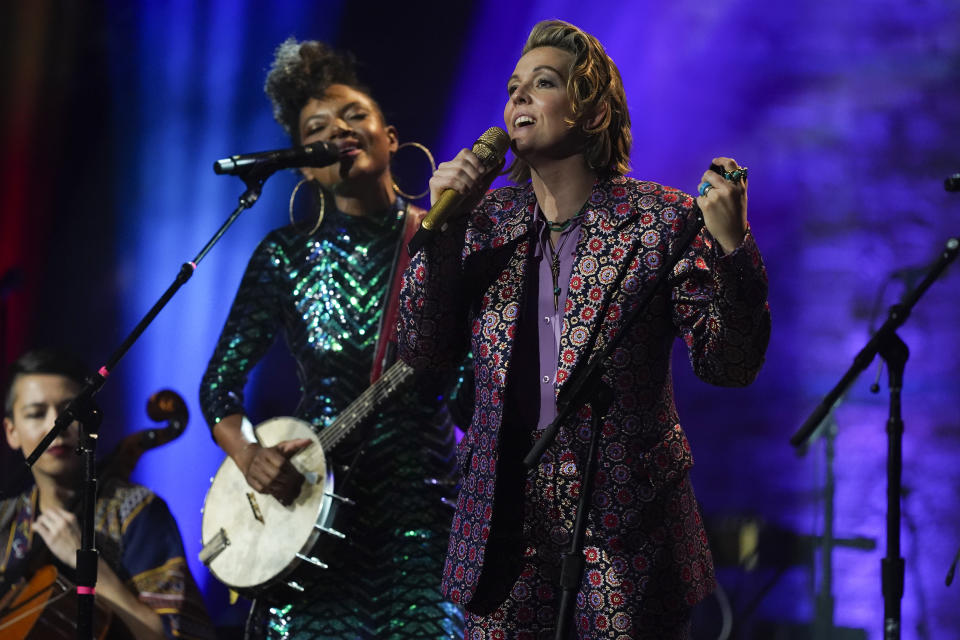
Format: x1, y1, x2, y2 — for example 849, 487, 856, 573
240, 438, 312, 506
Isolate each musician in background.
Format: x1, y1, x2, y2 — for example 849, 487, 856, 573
0, 348, 215, 639
199, 38, 463, 638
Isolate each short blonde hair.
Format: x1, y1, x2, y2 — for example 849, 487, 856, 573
509, 20, 632, 183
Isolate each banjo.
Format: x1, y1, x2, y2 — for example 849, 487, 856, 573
199, 360, 415, 595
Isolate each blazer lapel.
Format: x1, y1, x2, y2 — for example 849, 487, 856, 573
556, 176, 643, 396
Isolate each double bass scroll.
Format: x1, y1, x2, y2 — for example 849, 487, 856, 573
98, 389, 188, 483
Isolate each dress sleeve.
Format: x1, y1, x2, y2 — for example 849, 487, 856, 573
199, 232, 288, 429
671, 223, 771, 387
120, 497, 216, 639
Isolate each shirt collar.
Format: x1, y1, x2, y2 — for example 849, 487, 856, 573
532, 201, 586, 259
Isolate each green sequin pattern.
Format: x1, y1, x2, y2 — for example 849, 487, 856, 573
200, 202, 463, 639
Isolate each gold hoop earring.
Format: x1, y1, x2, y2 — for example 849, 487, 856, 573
391, 141, 437, 200
289, 178, 325, 235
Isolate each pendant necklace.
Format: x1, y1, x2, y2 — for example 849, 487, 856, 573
549, 245, 562, 311
544, 203, 586, 311
547, 224, 574, 311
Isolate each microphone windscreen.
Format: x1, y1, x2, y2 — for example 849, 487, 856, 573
473, 127, 510, 166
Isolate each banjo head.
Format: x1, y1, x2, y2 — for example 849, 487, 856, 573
200, 417, 328, 590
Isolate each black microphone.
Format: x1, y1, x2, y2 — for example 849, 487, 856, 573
213, 142, 340, 176
407, 127, 510, 256
946, 173, 960, 192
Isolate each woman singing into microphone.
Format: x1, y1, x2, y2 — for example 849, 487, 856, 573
398, 19, 770, 639
200, 39, 463, 639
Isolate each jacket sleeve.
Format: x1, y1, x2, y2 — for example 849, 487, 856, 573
671, 224, 771, 387
397, 214, 472, 372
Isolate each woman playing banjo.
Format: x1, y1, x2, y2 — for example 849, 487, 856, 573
199, 38, 464, 639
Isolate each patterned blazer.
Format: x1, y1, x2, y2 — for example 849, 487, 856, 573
398, 174, 770, 610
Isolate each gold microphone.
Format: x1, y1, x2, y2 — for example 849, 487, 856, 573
408, 127, 510, 255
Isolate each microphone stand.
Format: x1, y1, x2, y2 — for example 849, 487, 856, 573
791, 236, 960, 640
811, 413, 840, 638
9, 170, 272, 639
523, 205, 705, 639
802, 410, 876, 640
74, 395, 102, 640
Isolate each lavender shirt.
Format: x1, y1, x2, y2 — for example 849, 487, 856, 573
523, 203, 584, 431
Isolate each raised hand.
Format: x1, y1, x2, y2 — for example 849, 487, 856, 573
696, 156, 749, 254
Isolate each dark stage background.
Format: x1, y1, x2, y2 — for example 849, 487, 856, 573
2, 1, 959, 638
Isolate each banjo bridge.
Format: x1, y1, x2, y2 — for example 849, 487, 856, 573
245, 492, 266, 524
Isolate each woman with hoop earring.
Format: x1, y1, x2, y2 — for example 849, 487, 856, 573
199, 38, 463, 639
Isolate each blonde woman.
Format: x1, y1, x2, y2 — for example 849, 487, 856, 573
399, 19, 770, 639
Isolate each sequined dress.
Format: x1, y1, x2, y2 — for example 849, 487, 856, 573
200, 198, 463, 639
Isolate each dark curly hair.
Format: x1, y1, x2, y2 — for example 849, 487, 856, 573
264, 37, 378, 144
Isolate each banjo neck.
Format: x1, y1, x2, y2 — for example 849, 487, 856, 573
315, 360, 415, 452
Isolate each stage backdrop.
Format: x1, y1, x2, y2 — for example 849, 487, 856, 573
1, 1, 958, 637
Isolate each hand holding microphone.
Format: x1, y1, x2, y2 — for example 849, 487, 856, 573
408, 127, 510, 255
695, 156, 749, 254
